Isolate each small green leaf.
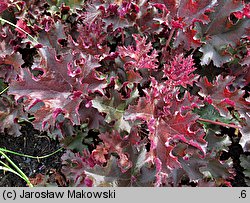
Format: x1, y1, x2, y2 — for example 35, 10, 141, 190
194, 103, 238, 130
62, 131, 89, 153
240, 155, 250, 186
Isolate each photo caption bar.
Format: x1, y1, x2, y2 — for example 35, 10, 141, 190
0, 188, 248, 203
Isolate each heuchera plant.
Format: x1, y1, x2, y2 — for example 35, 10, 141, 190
0, 0, 249, 186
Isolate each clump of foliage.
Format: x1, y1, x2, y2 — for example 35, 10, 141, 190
0, 0, 249, 187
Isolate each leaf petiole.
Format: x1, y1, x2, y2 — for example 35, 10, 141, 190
0, 17, 39, 46
198, 118, 241, 129
0, 86, 9, 95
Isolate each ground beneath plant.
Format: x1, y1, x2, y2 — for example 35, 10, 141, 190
0, 122, 66, 187
0, 122, 248, 187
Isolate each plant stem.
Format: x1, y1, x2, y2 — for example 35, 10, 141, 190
0, 86, 9, 95
0, 151, 33, 187
0, 147, 63, 187
13, 2, 21, 11
160, 29, 176, 63
18, 116, 36, 123
0, 147, 63, 160
165, 29, 175, 49
0, 165, 25, 180
0, 17, 39, 46
197, 118, 241, 129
